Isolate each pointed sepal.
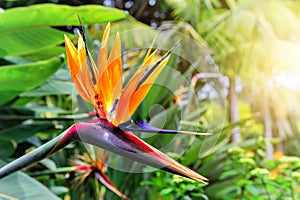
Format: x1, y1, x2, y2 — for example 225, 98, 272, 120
96, 171, 130, 200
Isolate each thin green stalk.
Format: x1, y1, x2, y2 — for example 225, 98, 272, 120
29, 166, 78, 177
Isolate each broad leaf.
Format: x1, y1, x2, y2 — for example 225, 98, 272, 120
0, 4, 127, 58
0, 123, 54, 143
21, 80, 74, 97
0, 160, 60, 200
0, 56, 63, 106
0, 138, 15, 158
0, 27, 68, 59
23, 46, 66, 62
0, 107, 35, 129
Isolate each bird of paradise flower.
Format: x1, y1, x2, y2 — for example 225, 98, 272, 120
70, 147, 129, 200
0, 23, 208, 190
30, 147, 129, 199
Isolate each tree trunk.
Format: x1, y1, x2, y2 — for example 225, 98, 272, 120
263, 108, 273, 159
228, 78, 240, 143
273, 125, 283, 153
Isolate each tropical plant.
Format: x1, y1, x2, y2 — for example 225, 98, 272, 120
0, 3, 125, 199
0, 4, 126, 106
0, 17, 211, 199
2, 1, 299, 199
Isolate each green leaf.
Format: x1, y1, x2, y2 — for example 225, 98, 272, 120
184, 184, 195, 191
0, 160, 60, 200
245, 184, 260, 195
23, 46, 66, 61
9, 97, 37, 107
0, 56, 63, 106
0, 107, 35, 129
0, 4, 127, 58
0, 123, 54, 143
139, 66, 185, 119
219, 170, 240, 180
0, 4, 126, 30
50, 186, 69, 196
0, 138, 15, 158
39, 158, 57, 171
159, 188, 173, 196
149, 104, 179, 129
205, 179, 240, 199
21, 80, 74, 97
190, 192, 209, 200
0, 27, 67, 58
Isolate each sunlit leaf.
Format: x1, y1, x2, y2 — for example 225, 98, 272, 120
0, 56, 63, 106
0, 4, 127, 58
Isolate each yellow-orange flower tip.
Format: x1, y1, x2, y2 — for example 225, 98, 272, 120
64, 34, 79, 82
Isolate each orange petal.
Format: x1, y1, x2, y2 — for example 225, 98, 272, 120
64, 35, 79, 82
96, 25, 123, 116
100, 31, 122, 117
122, 41, 180, 119
76, 34, 95, 103
129, 56, 169, 115
113, 50, 157, 125
107, 32, 122, 107
97, 23, 109, 88
65, 34, 94, 103
96, 24, 110, 117
97, 23, 110, 78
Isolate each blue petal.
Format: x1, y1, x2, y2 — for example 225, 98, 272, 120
122, 120, 210, 136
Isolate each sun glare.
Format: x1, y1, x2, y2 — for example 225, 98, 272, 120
273, 70, 300, 91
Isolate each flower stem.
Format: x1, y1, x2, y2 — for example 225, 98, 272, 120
0, 125, 77, 179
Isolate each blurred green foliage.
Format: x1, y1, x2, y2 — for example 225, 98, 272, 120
0, 1, 299, 200
207, 145, 300, 199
